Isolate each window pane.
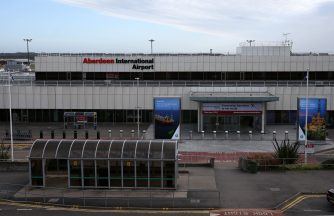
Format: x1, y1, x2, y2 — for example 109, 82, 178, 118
96, 160, 108, 187
83, 160, 95, 187
70, 160, 81, 187
123, 160, 135, 187
163, 161, 175, 188
31, 159, 43, 186
149, 161, 161, 188
136, 161, 148, 187
110, 160, 122, 187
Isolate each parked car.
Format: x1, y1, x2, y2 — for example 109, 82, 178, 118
327, 189, 334, 205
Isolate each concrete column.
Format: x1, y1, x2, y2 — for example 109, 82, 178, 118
197, 102, 203, 132
261, 102, 266, 132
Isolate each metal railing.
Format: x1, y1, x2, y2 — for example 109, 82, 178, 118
1, 79, 334, 87
0, 183, 221, 208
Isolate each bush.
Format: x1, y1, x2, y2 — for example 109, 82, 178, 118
238, 157, 258, 174
0, 142, 10, 160
273, 139, 299, 164
321, 159, 334, 169
247, 154, 280, 171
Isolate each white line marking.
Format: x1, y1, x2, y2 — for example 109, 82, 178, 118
17, 208, 32, 211
304, 209, 322, 212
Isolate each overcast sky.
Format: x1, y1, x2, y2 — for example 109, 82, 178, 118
2, 0, 334, 53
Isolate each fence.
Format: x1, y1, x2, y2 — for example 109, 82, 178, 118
1, 128, 297, 142
0, 183, 220, 209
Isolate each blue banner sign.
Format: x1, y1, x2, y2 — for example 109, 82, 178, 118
297, 98, 326, 141
154, 97, 181, 140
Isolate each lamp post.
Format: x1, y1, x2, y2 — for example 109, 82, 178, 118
7, 70, 14, 162
135, 77, 140, 138
149, 39, 154, 54
304, 68, 310, 164
246, 40, 255, 46
23, 39, 32, 64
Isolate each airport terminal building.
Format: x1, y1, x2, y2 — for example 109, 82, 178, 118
1, 42, 334, 133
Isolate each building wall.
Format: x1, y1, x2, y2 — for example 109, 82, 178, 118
1, 85, 334, 111
35, 55, 334, 73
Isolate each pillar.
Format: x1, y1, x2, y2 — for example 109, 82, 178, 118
197, 102, 203, 132
261, 102, 266, 132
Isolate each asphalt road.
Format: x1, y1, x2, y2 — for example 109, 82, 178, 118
0, 201, 208, 216
285, 196, 334, 216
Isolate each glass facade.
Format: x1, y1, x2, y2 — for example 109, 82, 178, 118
29, 140, 178, 189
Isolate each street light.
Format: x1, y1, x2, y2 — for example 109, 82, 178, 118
304, 68, 310, 164
135, 77, 140, 138
246, 40, 255, 46
149, 39, 154, 54
23, 39, 32, 64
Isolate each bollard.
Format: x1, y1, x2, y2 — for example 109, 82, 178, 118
131, 130, 135, 138
201, 131, 205, 139
74, 130, 77, 139
62, 131, 66, 139
261, 130, 265, 140
119, 130, 123, 138
50, 130, 55, 139
142, 130, 146, 139
273, 131, 276, 140
189, 130, 193, 140
213, 131, 217, 139
97, 131, 100, 139
237, 131, 240, 140
108, 130, 111, 138
249, 131, 252, 140
284, 131, 289, 140
40, 130, 43, 139
85, 130, 89, 139
225, 131, 229, 140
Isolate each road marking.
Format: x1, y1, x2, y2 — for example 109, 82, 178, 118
48, 198, 59, 203
280, 194, 326, 212
304, 209, 322, 212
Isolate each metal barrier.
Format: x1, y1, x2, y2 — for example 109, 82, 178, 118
2, 130, 32, 140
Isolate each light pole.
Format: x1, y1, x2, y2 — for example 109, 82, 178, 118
304, 68, 310, 164
149, 39, 154, 54
23, 39, 32, 64
135, 77, 140, 138
7, 70, 14, 162
246, 40, 255, 46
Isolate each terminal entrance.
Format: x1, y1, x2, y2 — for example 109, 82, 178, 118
203, 115, 260, 132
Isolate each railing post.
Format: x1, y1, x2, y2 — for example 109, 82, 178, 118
225, 130, 229, 140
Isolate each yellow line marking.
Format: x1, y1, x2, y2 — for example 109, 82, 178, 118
280, 194, 326, 212
0, 200, 209, 214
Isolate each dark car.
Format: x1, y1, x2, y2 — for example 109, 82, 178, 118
327, 189, 334, 205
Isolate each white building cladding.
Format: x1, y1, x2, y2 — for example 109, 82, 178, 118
1, 44, 334, 132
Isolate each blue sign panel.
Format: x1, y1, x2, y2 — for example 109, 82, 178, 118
297, 98, 326, 141
154, 97, 181, 140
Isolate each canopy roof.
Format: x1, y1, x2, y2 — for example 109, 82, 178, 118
29, 139, 177, 160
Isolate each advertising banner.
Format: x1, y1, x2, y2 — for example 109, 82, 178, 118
297, 98, 327, 141
202, 103, 262, 115
154, 97, 181, 140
